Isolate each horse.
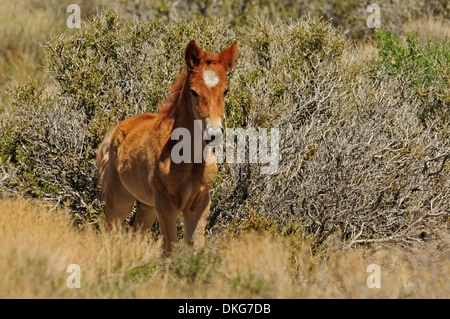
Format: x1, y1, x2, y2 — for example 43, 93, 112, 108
96, 39, 237, 255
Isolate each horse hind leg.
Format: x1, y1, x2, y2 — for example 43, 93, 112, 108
183, 193, 210, 248
132, 201, 157, 233
103, 167, 135, 232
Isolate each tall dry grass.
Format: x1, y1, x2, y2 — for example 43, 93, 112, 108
0, 198, 448, 298
404, 15, 450, 44
0, 1, 66, 88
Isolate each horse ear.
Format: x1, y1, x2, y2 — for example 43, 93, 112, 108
185, 40, 205, 70
218, 40, 237, 71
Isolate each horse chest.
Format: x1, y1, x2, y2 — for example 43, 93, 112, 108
157, 161, 216, 208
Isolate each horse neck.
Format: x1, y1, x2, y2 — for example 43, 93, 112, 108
172, 72, 198, 132
163, 72, 207, 162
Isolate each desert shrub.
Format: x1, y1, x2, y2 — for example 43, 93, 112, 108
0, 81, 98, 217
209, 19, 449, 245
0, 10, 448, 246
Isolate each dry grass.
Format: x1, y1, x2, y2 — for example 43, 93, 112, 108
0, 198, 448, 298
0, 1, 65, 85
404, 15, 450, 45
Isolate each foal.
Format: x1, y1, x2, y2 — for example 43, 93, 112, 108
96, 40, 237, 255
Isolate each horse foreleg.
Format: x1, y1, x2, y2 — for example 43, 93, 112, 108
155, 195, 179, 256
183, 192, 210, 247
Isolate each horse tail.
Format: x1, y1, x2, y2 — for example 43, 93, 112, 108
96, 125, 117, 197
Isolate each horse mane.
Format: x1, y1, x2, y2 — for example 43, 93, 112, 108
157, 70, 188, 117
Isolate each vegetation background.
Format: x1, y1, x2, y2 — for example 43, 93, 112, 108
0, 0, 448, 298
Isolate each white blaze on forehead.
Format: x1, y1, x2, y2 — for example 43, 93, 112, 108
203, 70, 219, 88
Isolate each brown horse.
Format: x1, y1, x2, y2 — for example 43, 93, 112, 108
96, 40, 237, 255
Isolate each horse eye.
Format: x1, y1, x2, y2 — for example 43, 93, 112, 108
191, 89, 199, 97
224, 89, 229, 96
